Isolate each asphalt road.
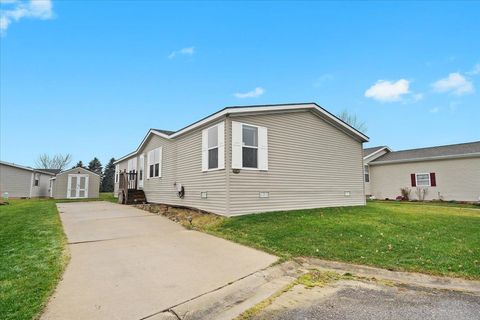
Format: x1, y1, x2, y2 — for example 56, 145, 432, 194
253, 279, 480, 320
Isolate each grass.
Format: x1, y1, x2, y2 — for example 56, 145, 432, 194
204, 201, 480, 279
0, 193, 116, 320
0, 199, 68, 320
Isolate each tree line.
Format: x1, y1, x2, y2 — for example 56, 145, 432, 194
36, 154, 116, 192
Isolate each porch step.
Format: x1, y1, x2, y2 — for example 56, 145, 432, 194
126, 189, 146, 204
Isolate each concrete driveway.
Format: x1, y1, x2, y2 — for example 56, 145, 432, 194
41, 202, 277, 320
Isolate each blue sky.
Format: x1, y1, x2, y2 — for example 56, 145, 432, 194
1, 1, 479, 168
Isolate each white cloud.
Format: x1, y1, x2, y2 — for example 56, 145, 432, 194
466, 63, 480, 76
168, 46, 195, 59
313, 73, 333, 87
429, 107, 440, 113
0, 0, 53, 33
364, 79, 410, 102
431, 72, 473, 95
234, 87, 265, 99
412, 93, 423, 102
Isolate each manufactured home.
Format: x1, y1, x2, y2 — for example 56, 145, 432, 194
0, 161, 56, 198
114, 103, 369, 216
364, 141, 480, 202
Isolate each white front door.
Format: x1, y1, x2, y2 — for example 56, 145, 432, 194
67, 174, 89, 199
138, 154, 144, 188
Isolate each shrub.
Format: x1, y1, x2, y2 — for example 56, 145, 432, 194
400, 187, 411, 201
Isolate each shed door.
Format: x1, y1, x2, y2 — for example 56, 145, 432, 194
67, 174, 89, 199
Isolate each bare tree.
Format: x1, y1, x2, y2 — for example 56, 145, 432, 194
36, 153, 72, 170
337, 110, 367, 133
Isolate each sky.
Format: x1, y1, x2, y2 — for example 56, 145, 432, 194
1, 0, 479, 168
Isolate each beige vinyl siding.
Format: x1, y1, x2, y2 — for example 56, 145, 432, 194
370, 157, 480, 201
52, 167, 100, 199
0, 163, 33, 198
364, 149, 389, 196
116, 120, 227, 214
30, 172, 52, 197
226, 110, 365, 215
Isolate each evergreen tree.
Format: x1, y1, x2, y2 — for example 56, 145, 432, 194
101, 158, 116, 192
73, 160, 84, 169
88, 157, 103, 176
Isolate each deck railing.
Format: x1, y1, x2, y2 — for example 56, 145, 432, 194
119, 171, 137, 191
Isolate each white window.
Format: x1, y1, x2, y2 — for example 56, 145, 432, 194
138, 154, 145, 187
115, 164, 119, 183
202, 122, 225, 171
416, 173, 431, 187
147, 147, 162, 178
34, 173, 40, 187
364, 165, 370, 183
232, 121, 268, 171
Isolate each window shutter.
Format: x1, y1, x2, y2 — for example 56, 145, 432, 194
201, 128, 208, 171
231, 121, 243, 169
147, 151, 152, 178
410, 173, 416, 187
217, 122, 225, 170
258, 125, 268, 171
158, 147, 162, 177
430, 172, 436, 187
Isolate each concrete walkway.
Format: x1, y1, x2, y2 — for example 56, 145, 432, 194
41, 202, 277, 320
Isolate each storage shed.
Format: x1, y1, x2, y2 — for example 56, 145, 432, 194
51, 167, 100, 199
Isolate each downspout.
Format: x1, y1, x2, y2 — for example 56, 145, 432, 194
360, 144, 366, 205
29, 171, 34, 198
225, 115, 231, 216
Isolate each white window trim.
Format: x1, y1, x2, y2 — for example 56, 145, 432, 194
138, 154, 145, 187
147, 147, 162, 179
364, 165, 370, 183
415, 173, 431, 187
202, 122, 225, 172
207, 125, 220, 171
114, 164, 119, 183
235, 122, 268, 171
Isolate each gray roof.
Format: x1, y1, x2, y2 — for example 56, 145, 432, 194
39, 168, 62, 175
363, 146, 388, 158
152, 128, 176, 135
0, 161, 57, 175
372, 141, 480, 163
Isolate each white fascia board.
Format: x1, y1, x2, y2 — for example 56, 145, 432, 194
363, 147, 392, 161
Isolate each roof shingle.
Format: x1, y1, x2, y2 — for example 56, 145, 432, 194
372, 141, 480, 163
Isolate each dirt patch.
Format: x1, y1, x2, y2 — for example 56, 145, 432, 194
133, 203, 225, 230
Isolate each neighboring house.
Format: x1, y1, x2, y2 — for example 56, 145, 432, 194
363, 146, 391, 196
50, 167, 100, 199
364, 141, 480, 201
0, 161, 56, 198
114, 103, 369, 216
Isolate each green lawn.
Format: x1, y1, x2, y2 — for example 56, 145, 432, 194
205, 201, 480, 279
0, 199, 68, 320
